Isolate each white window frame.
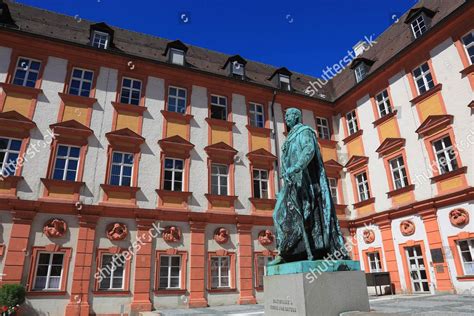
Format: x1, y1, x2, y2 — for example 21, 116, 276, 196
462, 30, 474, 65
120, 77, 142, 105
0, 137, 21, 177
354, 63, 367, 83
33, 252, 64, 291
232, 61, 244, 77
375, 89, 392, 118
315, 117, 331, 140
163, 158, 184, 192
170, 48, 185, 65
13, 57, 41, 87
211, 163, 229, 196
249, 102, 265, 128
68, 67, 94, 97
432, 136, 458, 175
389, 156, 408, 190
413, 62, 435, 95
92, 31, 110, 49
210, 94, 228, 121
256, 255, 274, 288
278, 74, 291, 91
210, 256, 230, 289
411, 15, 427, 39
159, 255, 181, 289
457, 239, 474, 276
367, 252, 382, 273
167, 86, 187, 114
328, 177, 338, 204
109, 151, 134, 186
253, 169, 269, 199
99, 254, 125, 290
346, 110, 359, 135
53, 145, 81, 181
356, 172, 370, 202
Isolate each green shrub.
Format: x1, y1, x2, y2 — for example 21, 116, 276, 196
0, 284, 25, 314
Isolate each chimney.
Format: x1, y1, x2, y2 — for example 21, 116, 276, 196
353, 40, 369, 57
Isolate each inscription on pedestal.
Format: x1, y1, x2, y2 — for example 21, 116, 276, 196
269, 298, 297, 313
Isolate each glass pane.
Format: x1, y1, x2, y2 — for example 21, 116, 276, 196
52, 254, 64, 264
38, 253, 50, 264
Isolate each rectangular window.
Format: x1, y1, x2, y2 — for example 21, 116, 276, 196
356, 172, 370, 202
354, 64, 368, 83
432, 136, 458, 174
328, 177, 338, 204
279, 74, 291, 91
0, 138, 21, 178
211, 164, 228, 196
413, 62, 435, 94
256, 255, 274, 288
315, 117, 331, 140
411, 15, 427, 38
167, 86, 187, 114
120, 77, 142, 105
109, 152, 134, 186
99, 254, 125, 290
92, 31, 110, 49
170, 49, 185, 65
210, 256, 230, 289
462, 31, 474, 65
159, 255, 181, 289
53, 145, 81, 181
33, 253, 64, 290
12, 57, 41, 88
69, 68, 94, 97
389, 156, 408, 190
249, 103, 265, 128
375, 89, 392, 118
457, 239, 474, 276
232, 62, 244, 77
367, 252, 382, 273
163, 158, 184, 191
253, 169, 269, 199
210, 95, 227, 120
346, 110, 359, 135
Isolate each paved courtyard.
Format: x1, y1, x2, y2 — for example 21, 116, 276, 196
141, 294, 474, 315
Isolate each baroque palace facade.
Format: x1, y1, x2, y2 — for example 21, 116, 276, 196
0, 0, 472, 315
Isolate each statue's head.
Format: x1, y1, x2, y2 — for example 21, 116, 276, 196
285, 108, 302, 129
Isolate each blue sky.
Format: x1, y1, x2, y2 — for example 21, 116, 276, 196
16, 0, 415, 77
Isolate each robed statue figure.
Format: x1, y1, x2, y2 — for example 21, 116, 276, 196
269, 108, 348, 265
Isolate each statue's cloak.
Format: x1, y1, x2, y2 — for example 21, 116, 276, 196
273, 124, 347, 261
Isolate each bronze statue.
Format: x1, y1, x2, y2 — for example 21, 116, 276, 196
269, 108, 347, 265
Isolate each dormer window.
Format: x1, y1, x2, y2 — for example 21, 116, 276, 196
92, 31, 109, 49
411, 15, 427, 39
89, 23, 114, 50
224, 55, 247, 79
354, 63, 368, 83
405, 7, 436, 40
232, 62, 244, 77
170, 49, 185, 65
269, 67, 292, 91
350, 58, 374, 83
164, 40, 188, 66
279, 74, 291, 91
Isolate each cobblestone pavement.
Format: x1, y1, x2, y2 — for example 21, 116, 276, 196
144, 294, 474, 315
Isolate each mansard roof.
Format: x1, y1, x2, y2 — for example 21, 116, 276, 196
1, 0, 467, 101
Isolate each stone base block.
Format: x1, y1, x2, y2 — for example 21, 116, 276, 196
264, 270, 370, 316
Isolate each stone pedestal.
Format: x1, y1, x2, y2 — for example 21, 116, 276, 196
264, 260, 370, 316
